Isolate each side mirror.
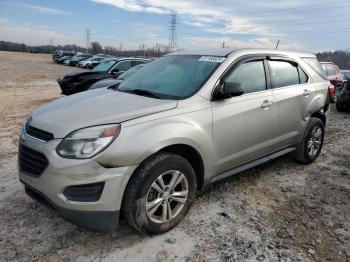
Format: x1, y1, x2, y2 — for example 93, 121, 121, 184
214, 81, 244, 99
111, 68, 120, 74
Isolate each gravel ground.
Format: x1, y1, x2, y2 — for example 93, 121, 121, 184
0, 51, 349, 262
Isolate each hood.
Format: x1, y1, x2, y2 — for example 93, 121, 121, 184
30, 88, 178, 138
63, 71, 108, 79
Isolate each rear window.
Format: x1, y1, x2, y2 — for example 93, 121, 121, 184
303, 58, 327, 79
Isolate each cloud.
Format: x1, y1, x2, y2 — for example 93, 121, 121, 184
0, 18, 81, 45
13, 3, 74, 16
90, 0, 277, 37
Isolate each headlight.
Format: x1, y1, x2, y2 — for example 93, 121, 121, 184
56, 124, 121, 159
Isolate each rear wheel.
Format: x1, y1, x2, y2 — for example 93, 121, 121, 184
122, 152, 197, 234
294, 117, 324, 164
336, 102, 345, 112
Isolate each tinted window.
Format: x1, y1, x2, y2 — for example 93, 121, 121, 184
298, 67, 309, 84
114, 61, 132, 72
225, 61, 266, 94
269, 60, 299, 88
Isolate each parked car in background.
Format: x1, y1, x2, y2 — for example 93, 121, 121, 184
320, 62, 343, 102
340, 70, 350, 81
63, 57, 74, 66
336, 81, 350, 112
320, 62, 343, 87
78, 56, 104, 69
69, 54, 92, 66
52, 50, 75, 61
89, 57, 115, 69
57, 58, 149, 95
88, 64, 145, 90
56, 55, 73, 64
20, 48, 329, 233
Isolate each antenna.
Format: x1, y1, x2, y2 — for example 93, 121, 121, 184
168, 10, 178, 52
86, 28, 91, 51
275, 39, 280, 49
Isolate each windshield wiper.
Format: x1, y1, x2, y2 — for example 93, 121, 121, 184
126, 89, 160, 99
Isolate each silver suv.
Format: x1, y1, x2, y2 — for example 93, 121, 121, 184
19, 48, 329, 233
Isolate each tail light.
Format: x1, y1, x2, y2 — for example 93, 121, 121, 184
328, 83, 335, 98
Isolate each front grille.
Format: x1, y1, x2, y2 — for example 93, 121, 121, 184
25, 124, 54, 142
19, 145, 48, 177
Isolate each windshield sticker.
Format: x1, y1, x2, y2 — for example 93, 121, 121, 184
199, 56, 226, 63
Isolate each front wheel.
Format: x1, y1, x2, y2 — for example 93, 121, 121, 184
122, 152, 197, 234
294, 117, 325, 164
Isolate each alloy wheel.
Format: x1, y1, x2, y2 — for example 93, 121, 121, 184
307, 126, 323, 157
145, 170, 188, 224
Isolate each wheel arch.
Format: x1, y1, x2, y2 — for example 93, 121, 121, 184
157, 144, 205, 191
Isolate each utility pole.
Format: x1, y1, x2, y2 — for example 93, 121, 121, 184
86, 28, 91, 52
168, 10, 178, 52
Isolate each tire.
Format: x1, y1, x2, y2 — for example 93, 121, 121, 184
336, 102, 345, 112
122, 152, 197, 234
294, 117, 325, 164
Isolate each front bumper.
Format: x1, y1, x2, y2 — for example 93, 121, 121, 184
18, 134, 137, 231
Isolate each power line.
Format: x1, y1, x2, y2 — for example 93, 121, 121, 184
260, 16, 350, 27
239, 0, 350, 17
168, 10, 178, 52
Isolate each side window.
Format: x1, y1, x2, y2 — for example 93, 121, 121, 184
298, 67, 309, 84
114, 61, 131, 72
326, 64, 335, 75
224, 61, 266, 94
132, 60, 146, 66
269, 60, 299, 88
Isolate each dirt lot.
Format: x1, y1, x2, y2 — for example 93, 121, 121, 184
0, 51, 349, 262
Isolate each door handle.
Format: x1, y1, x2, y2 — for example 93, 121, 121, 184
261, 100, 273, 109
303, 89, 311, 96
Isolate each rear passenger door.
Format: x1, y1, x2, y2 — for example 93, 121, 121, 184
267, 57, 311, 148
212, 56, 277, 174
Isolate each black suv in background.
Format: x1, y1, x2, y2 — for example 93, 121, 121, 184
57, 57, 149, 95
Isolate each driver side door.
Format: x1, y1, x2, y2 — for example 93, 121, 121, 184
211, 56, 277, 174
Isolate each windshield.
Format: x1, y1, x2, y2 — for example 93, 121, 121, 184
118, 55, 223, 99
92, 60, 116, 72
118, 65, 144, 80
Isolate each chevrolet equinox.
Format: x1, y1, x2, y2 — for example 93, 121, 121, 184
19, 48, 330, 234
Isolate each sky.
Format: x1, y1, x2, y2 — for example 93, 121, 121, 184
0, 0, 350, 52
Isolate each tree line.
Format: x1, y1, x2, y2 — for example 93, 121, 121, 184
0, 41, 171, 57
1, 40, 350, 67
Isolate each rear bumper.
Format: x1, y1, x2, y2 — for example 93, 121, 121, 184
23, 181, 119, 231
